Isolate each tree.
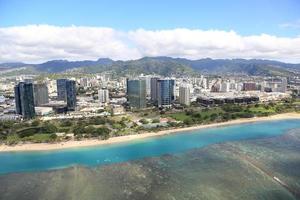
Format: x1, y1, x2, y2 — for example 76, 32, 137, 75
192, 112, 202, 119
92, 127, 110, 139
91, 117, 106, 125
73, 124, 85, 135
152, 119, 160, 123
139, 119, 149, 124
41, 123, 58, 133
210, 113, 218, 121
61, 120, 73, 127
49, 133, 57, 140
185, 110, 194, 116
183, 118, 193, 125
2, 121, 14, 129
85, 125, 96, 134
31, 120, 40, 127
18, 127, 39, 138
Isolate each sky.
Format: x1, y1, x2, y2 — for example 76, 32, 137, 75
0, 0, 300, 63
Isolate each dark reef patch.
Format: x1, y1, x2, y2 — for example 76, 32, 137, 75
1, 129, 300, 200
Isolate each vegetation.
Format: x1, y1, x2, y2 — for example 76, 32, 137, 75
0, 99, 299, 145
166, 100, 300, 126
4, 57, 299, 77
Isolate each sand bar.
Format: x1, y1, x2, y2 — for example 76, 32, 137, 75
1, 113, 300, 152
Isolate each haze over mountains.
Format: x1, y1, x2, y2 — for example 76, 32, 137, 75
0, 57, 299, 77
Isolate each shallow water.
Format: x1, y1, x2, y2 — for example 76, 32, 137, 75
1, 123, 300, 200
1, 119, 300, 174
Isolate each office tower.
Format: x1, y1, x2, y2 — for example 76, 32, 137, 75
80, 78, 90, 87
220, 81, 230, 92
243, 82, 257, 91
202, 78, 208, 89
98, 88, 110, 104
47, 79, 57, 94
157, 79, 175, 107
14, 82, 35, 119
150, 77, 159, 103
33, 83, 49, 106
279, 78, 287, 93
23, 78, 34, 83
127, 79, 146, 109
57, 79, 68, 101
139, 75, 152, 96
179, 85, 190, 106
66, 80, 77, 111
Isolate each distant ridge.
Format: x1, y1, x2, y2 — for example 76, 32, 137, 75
1, 57, 299, 76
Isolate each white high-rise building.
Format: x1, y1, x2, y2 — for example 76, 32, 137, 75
98, 88, 110, 104
279, 78, 287, 93
80, 78, 90, 88
46, 79, 57, 95
139, 75, 152, 97
202, 78, 208, 89
220, 81, 230, 92
179, 85, 190, 106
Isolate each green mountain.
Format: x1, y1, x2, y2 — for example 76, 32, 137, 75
80, 57, 195, 76
1, 57, 299, 77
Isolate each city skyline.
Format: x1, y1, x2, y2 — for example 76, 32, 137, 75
1, 1, 300, 199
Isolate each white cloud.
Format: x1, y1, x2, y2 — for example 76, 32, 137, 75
0, 25, 300, 63
280, 19, 300, 29
0, 25, 141, 63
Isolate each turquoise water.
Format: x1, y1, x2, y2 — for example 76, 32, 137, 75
0, 119, 300, 174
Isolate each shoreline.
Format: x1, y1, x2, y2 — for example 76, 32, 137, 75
1, 112, 300, 152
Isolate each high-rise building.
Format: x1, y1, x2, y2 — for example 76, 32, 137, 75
33, 83, 49, 106
150, 77, 159, 103
220, 81, 230, 92
57, 79, 68, 101
279, 78, 287, 93
14, 82, 35, 119
139, 75, 152, 97
127, 79, 146, 109
157, 79, 175, 107
243, 82, 257, 91
23, 78, 34, 83
98, 88, 110, 104
179, 85, 190, 106
80, 78, 90, 88
66, 80, 77, 111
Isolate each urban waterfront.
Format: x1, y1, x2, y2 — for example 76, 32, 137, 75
1, 1, 300, 199
1, 119, 300, 200
1, 119, 300, 175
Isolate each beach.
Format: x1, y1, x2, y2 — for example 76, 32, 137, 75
1, 112, 300, 152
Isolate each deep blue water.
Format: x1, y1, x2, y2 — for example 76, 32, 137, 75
0, 119, 300, 174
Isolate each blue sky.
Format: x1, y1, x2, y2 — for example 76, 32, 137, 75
0, 0, 299, 36
0, 0, 300, 63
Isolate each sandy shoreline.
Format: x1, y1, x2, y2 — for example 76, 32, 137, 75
1, 112, 300, 152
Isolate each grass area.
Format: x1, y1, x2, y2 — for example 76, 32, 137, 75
249, 106, 275, 113
166, 101, 299, 126
166, 107, 224, 122
5, 134, 21, 145
167, 112, 191, 121
1, 99, 300, 145
23, 134, 56, 143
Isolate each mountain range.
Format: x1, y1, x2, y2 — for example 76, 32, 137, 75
0, 57, 299, 77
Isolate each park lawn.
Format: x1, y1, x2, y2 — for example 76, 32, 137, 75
23, 134, 55, 143
167, 107, 224, 122
293, 101, 300, 105
167, 112, 191, 121
5, 134, 21, 145
249, 106, 276, 113
201, 107, 224, 118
